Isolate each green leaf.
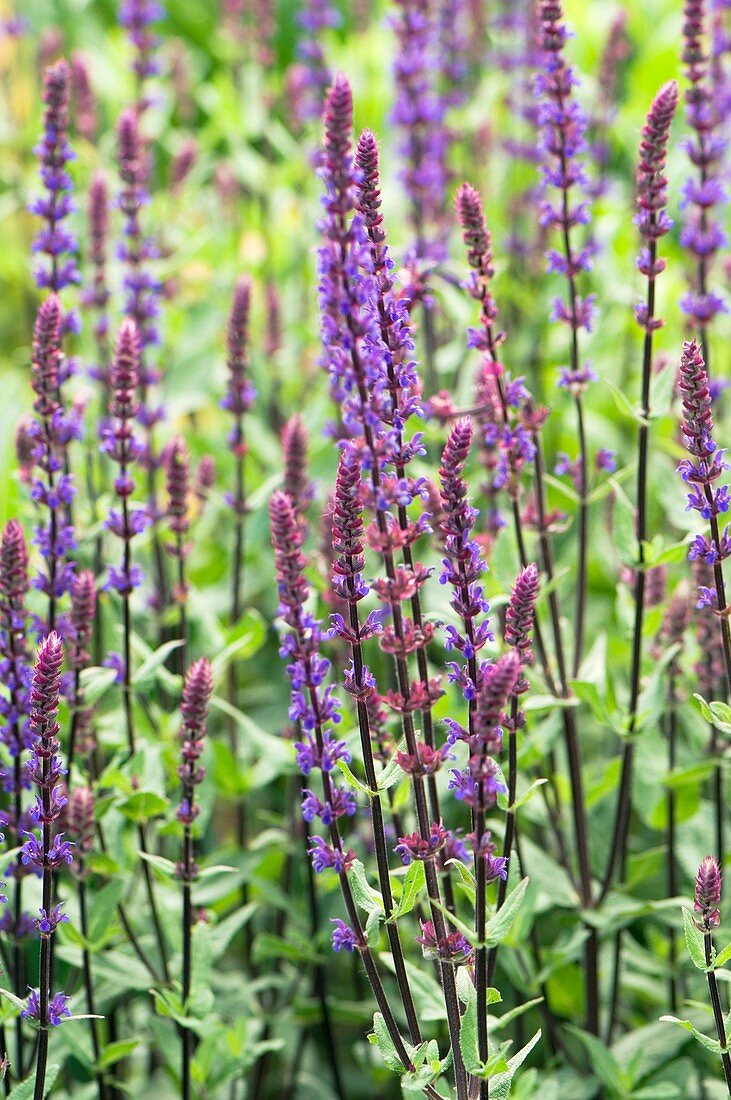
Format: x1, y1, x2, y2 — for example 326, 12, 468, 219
565, 1025, 625, 1094
660, 1016, 723, 1055
492, 998, 544, 1033
208, 904, 257, 960
137, 851, 178, 878
489, 1030, 542, 1099
335, 759, 376, 798
118, 790, 169, 822
98, 1038, 141, 1069
367, 1012, 404, 1072
713, 941, 731, 970
485, 878, 530, 947
365, 908, 382, 947
349, 860, 384, 914
8, 1065, 60, 1100
88, 879, 125, 948
79, 665, 117, 706
448, 858, 476, 904
213, 610, 266, 672
376, 744, 406, 792
458, 992, 481, 1075
132, 638, 184, 686
0, 988, 28, 1015
682, 908, 707, 970
392, 861, 426, 920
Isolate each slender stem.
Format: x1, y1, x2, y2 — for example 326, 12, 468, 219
176, 531, 187, 676
600, 237, 658, 904
344, 560, 422, 1043
79, 876, 108, 1100
668, 677, 677, 1012
705, 933, 731, 1096
487, 696, 520, 985
32, 769, 53, 1100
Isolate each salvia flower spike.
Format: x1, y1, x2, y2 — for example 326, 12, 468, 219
23, 633, 72, 1100
30, 59, 81, 320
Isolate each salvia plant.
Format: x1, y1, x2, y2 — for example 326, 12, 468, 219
0, 0, 730, 1097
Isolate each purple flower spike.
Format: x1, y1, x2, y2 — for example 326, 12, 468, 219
69, 570, 96, 670
634, 81, 678, 332
504, 563, 539, 672
439, 418, 494, 698
117, 108, 162, 383
0, 520, 32, 788
680, 0, 728, 329
104, 319, 147, 595
677, 339, 729, 527
391, 0, 451, 261
282, 415, 314, 521
695, 854, 722, 930
222, 276, 256, 464
82, 172, 111, 382
535, 0, 595, 386
177, 657, 213, 878
31, 59, 81, 300
164, 437, 191, 540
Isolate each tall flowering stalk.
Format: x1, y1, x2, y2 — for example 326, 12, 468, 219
164, 436, 191, 674
329, 449, 422, 1044
103, 319, 148, 755
391, 0, 450, 387
83, 172, 111, 396
318, 81, 466, 1088
222, 277, 255, 878
601, 82, 678, 902
534, 0, 596, 676
116, 107, 165, 611
29, 295, 77, 633
497, 564, 538, 906
293, 0, 338, 124
0, 520, 33, 1071
30, 59, 80, 320
354, 129, 446, 832
120, 0, 163, 112
391, 0, 450, 265
677, 339, 731, 693
65, 785, 107, 1098
21, 633, 73, 1100
455, 181, 594, 979
693, 857, 731, 1094
223, 276, 255, 627
177, 658, 213, 1100
681, 0, 728, 361
269, 490, 430, 1087
103, 318, 168, 980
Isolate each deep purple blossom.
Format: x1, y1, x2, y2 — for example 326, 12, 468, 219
28, 296, 77, 624
104, 320, 148, 594
330, 917, 358, 952
416, 919, 472, 963
677, 340, 729, 528
504, 563, 539, 672
695, 854, 722, 930
634, 81, 678, 332
22, 988, 71, 1027
177, 658, 213, 881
